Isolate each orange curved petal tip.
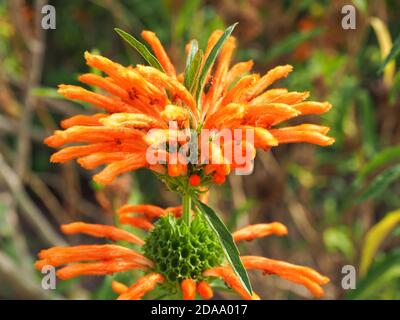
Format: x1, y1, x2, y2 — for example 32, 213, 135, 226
197, 281, 213, 300
60, 222, 144, 245
112, 280, 129, 295
117, 273, 164, 300
233, 222, 288, 242
181, 279, 196, 300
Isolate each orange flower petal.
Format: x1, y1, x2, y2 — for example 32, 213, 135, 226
204, 103, 245, 130
136, 65, 197, 120
60, 114, 107, 129
61, 222, 144, 245
84, 52, 167, 114
78, 73, 129, 100
225, 60, 254, 89
203, 266, 260, 300
204, 30, 224, 59
141, 30, 176, 77
245, 103, 301, 127
277, 271, 325, 298
100, 112, 165, 129
244, 65, 293, 101
35, 244, 152, 269
197, 281, 213, 300
203, 36, 236, 115
250, 88, 288, 105
56, 259, 147, 280
58, 84, 137, 113
269, 125, 334, 146
117, 273, 164, 300
269, 91, 310, 104
165, 206, 182, 217
112, 280, 129, 295
93, 154, 147, 185
77, 152, 131, 169
119, 215, 154, 231
161, 104, 189, 123
250, 127, 279, 149
241, 256, 329, 298
221, 74, 259, 106
84, 51, 125, 80
181, 279, 196, 300
232, 222, 288, 242
117, 204, 167, 219
292, 101, 332, 115
50, 143, 120, 163
45, 126, 146, 148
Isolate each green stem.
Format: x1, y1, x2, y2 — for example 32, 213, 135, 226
182, 193, 191, 225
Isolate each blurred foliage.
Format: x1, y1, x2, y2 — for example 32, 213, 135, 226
0, 0, 400, 300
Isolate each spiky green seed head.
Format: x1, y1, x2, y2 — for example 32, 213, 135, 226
142, 214, 224, 292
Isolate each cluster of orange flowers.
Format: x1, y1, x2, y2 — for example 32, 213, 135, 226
46, 29, 333, 187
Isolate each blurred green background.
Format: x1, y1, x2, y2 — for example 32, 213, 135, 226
0, 0, 400, 300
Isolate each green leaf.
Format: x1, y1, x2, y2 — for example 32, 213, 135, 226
356, 164, 400, 203
184, 40, 203, 93
356, 145, 400, 183
195, 22, 238, 109
193, 198, 253, 296
114, 28, 164, 72
348, 250, 400, 299
359, 209, 400, 276
379, 34, 400, 74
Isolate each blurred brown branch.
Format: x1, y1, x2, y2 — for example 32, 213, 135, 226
12, 0, 48, 177
0, 251, 57, 299
0, 154, 66, 247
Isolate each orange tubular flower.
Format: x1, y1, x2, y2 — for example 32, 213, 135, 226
37, 25, 333, 300
197, 281, 213, 300
61, 222, 145, 245
116, 273, 165, 300
111, 280, 129, 295
181, 279, 197, 300
232, 222, 288, 242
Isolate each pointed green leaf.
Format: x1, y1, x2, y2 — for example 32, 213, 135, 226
184, 40, 203, 93
195, 22, 238, 109
114, 28, 164, 72
356, 163, 400, 203
356, 145, 400, 183
194, 198, 253, 296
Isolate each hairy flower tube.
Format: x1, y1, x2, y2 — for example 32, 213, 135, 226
36, 25, 333, 299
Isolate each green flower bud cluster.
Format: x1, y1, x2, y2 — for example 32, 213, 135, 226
143, 214, 224, 290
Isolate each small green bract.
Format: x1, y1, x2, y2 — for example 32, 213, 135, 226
143, 214, 224, 291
